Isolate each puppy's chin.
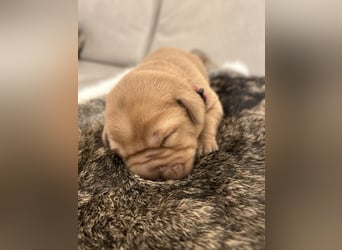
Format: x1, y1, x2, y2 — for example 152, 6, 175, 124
127, 148, 196, 181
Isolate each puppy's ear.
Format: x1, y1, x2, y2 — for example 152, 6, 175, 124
102, 128, 110, 148
102, 127, 122, 155
176, 94, 205, 125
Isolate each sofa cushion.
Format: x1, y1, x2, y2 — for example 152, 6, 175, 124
150, 0, 265, 75
78, 60, 125, 91
78, 0, 161, 66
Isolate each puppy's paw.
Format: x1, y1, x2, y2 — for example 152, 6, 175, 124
197, 137, 219, 155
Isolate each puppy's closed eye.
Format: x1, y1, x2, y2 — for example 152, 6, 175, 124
161, 128, 178, 146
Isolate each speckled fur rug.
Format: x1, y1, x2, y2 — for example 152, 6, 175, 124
78, 71, 265, 249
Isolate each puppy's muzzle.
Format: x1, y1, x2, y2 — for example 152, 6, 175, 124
124, 144, 197, 180
158, 163, 186, 180
129, 162, 190, 180
126, 150, 195, 180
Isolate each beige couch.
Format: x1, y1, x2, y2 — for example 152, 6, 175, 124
78, 0, 264, 91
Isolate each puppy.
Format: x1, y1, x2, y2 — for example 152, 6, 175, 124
102, 48, 223, 180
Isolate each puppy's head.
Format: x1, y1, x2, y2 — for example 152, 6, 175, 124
103, 86, 205, 180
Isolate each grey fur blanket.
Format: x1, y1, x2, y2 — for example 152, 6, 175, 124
78, 72, 265, 249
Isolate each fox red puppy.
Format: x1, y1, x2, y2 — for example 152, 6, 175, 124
102, 48, 223, 180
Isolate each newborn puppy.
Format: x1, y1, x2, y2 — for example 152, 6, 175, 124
102, 48, 223, 180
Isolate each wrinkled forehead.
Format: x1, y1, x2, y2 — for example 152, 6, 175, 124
109, 110, 182, 144
135, 113, 181, 143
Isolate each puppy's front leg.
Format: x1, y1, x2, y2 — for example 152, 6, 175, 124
197, 95, 223, 155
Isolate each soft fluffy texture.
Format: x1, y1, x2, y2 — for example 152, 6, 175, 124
78, 71, 265, 249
